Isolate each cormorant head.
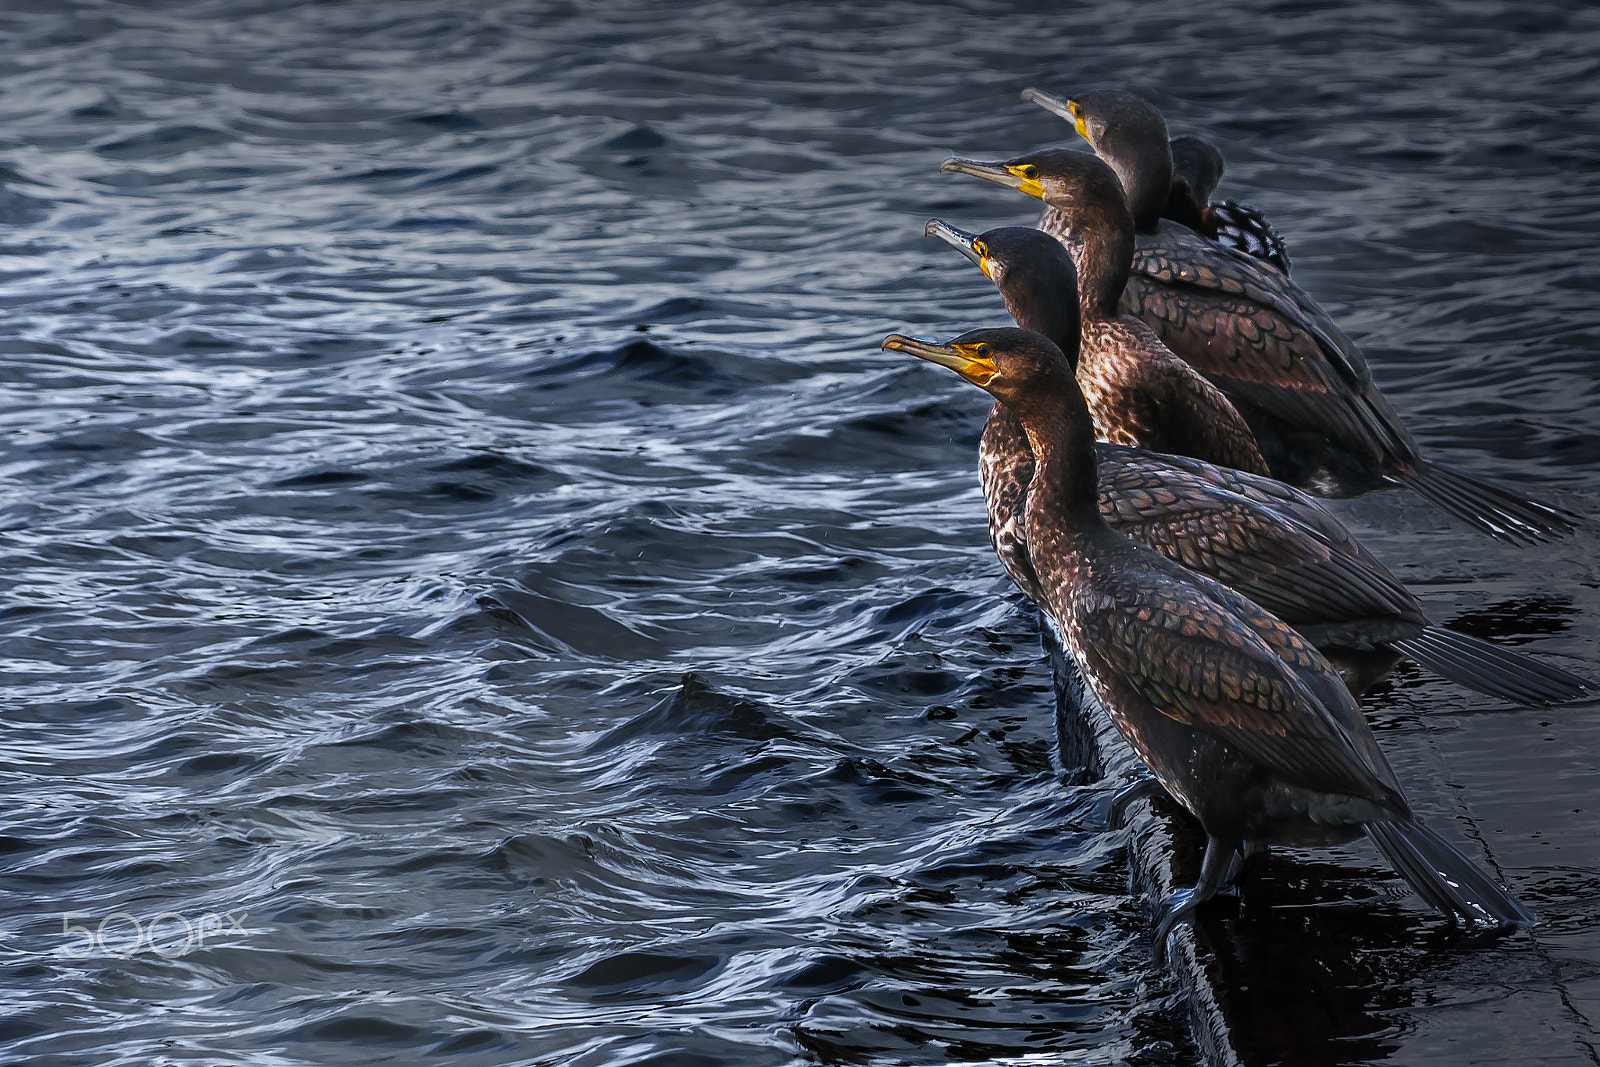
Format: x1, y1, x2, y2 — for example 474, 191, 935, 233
881, 327, 1073, 411
943, 150, 1131, 238
1020, 87, 1171, 230
924, 219, 1081, 365
1169, 134, 1225, 206
1022, 87, 1168, 163
941, 148, 1120, 214
924, 218, 1068, 292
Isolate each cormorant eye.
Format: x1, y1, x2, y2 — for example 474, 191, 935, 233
972, 240, 988, 258
1020, 164, 1039, 180
974, 343, 992, 358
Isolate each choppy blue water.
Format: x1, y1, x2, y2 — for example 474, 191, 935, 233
1, 2, 1597, 1064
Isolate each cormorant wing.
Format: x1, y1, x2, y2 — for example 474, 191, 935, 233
1095, 454, 1424, 628
1073, 563, 1400, 802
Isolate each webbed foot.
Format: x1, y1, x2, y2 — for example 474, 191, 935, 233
1151, 836, 1237, 961
1153, 887, 1204, 959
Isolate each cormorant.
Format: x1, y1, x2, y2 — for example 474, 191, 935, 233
882, 325, 1536, 936
1163, 130, 1293, 274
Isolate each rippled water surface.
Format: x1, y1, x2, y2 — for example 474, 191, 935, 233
2, 2, 1598, 1064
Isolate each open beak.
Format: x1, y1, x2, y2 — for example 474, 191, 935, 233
940, 156, 1043, 201
924, 218, 990, 278
1021, 87, 1088, 142
881, 333, 998, 387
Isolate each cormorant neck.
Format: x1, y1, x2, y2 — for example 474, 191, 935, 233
1010, 383, 1101, 525
1107, 137, 1171, 234
1062, 202, 1134, 322
1162, 177, 1210, 235
999, 275, 1081, 370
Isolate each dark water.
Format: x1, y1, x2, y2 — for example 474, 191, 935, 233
1, 1, 1597, 1064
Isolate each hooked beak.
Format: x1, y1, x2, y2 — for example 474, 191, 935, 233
940, 156, 1043, 201
1021, 87, 1088, 142
881, 333, 998, 387
924, 218, 990, 278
